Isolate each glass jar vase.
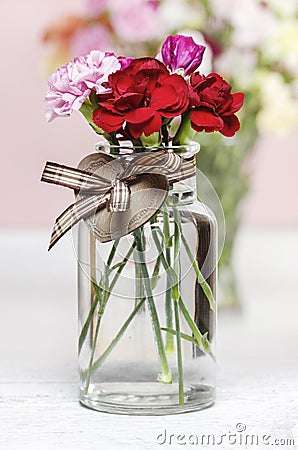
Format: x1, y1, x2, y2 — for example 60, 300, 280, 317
76, 144, 217, 415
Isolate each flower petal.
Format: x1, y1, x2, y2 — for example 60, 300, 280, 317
125, 107, 155, 124
227, 92, 245, 115
190, 108, 224, 132
128, 111, 162, 139
93, 108, 124, 132
220, 114, 240, 137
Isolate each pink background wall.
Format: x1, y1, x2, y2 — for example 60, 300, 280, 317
1, 0, 297, 229
1, 0, 97, 229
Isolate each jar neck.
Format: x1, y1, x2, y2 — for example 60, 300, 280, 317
95, 142, 199, 205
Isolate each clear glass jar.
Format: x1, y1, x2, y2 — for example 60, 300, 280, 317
76, 144, 217, 415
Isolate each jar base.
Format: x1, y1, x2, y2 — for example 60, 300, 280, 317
79, 383, 215, 415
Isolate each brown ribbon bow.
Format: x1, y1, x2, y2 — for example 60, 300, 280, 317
41, 149, 196, 249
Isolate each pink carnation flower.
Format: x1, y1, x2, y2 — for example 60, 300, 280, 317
45, 51, 120, 122
85, 0, 109, 15
70, 24, 113, 57
111, 0, 161, 42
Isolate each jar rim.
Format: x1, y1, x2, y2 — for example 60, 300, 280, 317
95, 141, 200, 157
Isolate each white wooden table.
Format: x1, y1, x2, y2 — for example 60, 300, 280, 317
1, 228, 298, 449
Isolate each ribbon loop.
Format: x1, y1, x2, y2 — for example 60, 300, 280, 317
41, 161, 110, 192
41, 150, 196, 250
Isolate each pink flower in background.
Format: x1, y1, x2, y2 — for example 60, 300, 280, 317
45, 51, 120, 121
70, 24, 113, 57
85, 0, 109, 15
111, 0, 161, 42
158, 35, 205, 76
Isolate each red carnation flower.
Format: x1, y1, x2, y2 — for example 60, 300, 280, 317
93, 58, 189, 139
189, 73, 244, 137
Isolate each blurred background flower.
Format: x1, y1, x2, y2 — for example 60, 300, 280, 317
41, 0, 298, 307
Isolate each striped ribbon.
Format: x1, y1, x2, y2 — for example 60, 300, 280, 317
41, 150, 195, 250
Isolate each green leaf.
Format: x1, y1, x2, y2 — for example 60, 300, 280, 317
161, 326, 214, 359
151, 254, 161, 290
78, 290, 99, 354
166, 235, 174, 248
178, 296, 213, 357
161, 327, 199, 346
181, 232, 216, 311
79, 101, 104, 135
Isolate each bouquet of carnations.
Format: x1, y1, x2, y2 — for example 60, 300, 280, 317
45, 34, 243, 146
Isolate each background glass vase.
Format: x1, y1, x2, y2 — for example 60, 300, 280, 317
76, 145, 217, 415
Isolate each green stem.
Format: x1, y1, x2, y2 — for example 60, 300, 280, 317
172, 111, 196, 146
79, 284, 100, 354
107, 239, 120, 266
162, 123, 169, 146
87, 298, 146, 378
84, 315, 102, 394
79, 240, 122, 354
81, 241, 136, 392
172, 206, 184, 404
151, 220, 213, 360
180, 232, 216, 311
178, 296, 213, 358
134, 232, 145, 311
108, 242, 136, 293
161, 327, 215, 362
172, 206, 180, 301
151, 254, 162, 290
110, 132, 120, 148
134, 228, 172, 384
150, 225, 177, 286
174, 299, 184, 404
163, 209, 174, 353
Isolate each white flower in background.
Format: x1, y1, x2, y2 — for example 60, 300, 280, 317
262, 19, 298, 75
159, 0, 203, 32
209, 0, 238, 20
256, 72, 298, 135
264, 0, 298, 17
231, 1, 277, 47
215, 48, 258, 89
210, 0, 276, 47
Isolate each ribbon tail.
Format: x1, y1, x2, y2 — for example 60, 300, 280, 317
48, 194, 107, 250
41, 161, 110, 191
